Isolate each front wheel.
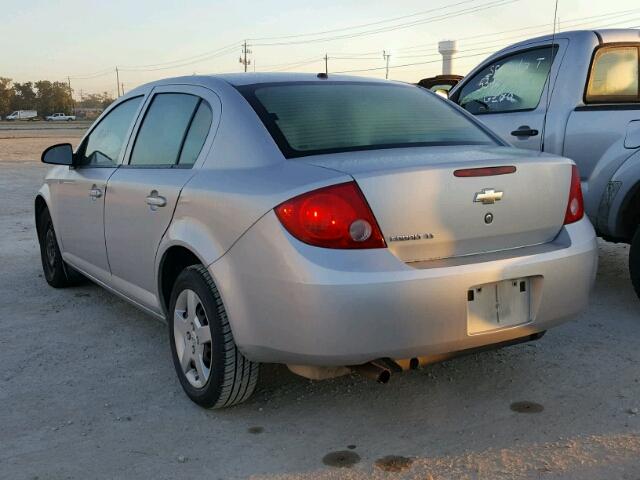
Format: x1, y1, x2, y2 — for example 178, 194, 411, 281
37, 208, 77, 287
630, 227, 640, 300
168, 265, 259, 408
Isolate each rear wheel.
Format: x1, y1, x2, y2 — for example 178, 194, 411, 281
168, 265, 259, 408
630, 227, 640, 300
37, 208, 77, 288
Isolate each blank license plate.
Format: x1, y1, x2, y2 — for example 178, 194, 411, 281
467, 278, 531, 335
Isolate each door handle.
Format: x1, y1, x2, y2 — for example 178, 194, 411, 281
145, 192, 167, 208
511, 126, 539, 138
89, 186, 102, 199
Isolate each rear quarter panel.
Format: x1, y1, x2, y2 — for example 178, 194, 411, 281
157, 161, 352, 267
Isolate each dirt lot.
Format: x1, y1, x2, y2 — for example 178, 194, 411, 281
1, 125, 640, 480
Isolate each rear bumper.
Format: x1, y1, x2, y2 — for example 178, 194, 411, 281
210, 213, 598, 365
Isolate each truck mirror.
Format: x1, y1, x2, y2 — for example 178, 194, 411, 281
434, 88, 449, 99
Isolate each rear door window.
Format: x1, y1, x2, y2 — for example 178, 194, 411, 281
178, 101, 213, 166
586, 46, 639, 103
457, 46, 558, 114
129, 93, 200, 167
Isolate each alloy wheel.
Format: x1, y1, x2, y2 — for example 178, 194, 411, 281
173, 289, 213, 388
45, 226, 57, 269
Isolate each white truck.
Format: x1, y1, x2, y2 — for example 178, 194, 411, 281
5, 110, 37, 121
45, 112, 76, 121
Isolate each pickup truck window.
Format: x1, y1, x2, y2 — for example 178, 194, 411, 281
457, 46, 557, 114
586, 46, 639, 103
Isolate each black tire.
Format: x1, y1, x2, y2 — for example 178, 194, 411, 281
630, 227, 640, 300
168, 265, 259, 408
37, 208, 76, 288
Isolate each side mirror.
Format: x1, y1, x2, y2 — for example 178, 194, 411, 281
42, 143, 74, 165
434, 88, 449, 99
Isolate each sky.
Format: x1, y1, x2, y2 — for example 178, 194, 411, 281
2, 0, 639, 98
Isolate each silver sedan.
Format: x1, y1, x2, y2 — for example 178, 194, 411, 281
36, 73, 598, 408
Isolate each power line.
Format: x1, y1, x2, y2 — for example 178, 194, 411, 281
395, 6, 640, 53
319, 9, 640, 68
119, 40, 241, 70
53, 3, 640, 93
461, 6, 640, 41
68, 68, 114, 80
251, 0, 524, 46
256, 56, 321, 70
330, 48, 504, 75
274, 58, 322, 72
120, 44, 239, 72
329, 56, 388, 60
247, 0, 482, 41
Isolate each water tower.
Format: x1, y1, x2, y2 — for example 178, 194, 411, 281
438, 40, 458, 75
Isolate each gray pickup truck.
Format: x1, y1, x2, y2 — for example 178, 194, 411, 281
449, 28, 640, 299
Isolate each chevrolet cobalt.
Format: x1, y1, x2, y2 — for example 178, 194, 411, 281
36, 74, 598, 408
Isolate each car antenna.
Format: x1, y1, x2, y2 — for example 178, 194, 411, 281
541, 0, 559, 153
317, 72, 328, 79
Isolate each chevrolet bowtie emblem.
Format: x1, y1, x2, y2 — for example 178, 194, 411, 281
474, 188, 504, 205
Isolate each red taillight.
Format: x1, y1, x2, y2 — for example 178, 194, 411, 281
274, 182, 386, 249
564, 165, 584, 225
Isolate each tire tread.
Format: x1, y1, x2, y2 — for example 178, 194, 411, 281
630, 227, 640, 300
184, 265, 259, 408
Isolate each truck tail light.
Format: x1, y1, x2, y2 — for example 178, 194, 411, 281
564, 165, 584, 225
274, 182, 386, 249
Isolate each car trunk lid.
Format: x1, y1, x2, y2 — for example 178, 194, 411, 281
299, 146, 572, 262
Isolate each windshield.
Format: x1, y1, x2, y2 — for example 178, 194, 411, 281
238, 82, 497, 158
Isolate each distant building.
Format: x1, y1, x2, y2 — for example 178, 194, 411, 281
74, 107, 103, 120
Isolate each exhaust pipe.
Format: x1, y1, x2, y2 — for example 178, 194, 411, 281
394, 332, 549, 371
352, 361, 392, 384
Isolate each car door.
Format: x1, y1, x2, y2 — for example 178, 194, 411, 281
563, 44, 640, 224
451, 41, 567, 150
104, 85, 216, 312
52, 95, 144, 282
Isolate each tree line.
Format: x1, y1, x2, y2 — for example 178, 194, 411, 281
0, 77, 114, 118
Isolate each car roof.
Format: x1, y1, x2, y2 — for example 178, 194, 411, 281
498, 28, 640, 52
210, 72, 393, 86
127, 72, 398, 95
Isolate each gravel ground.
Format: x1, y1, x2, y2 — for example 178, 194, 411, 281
1, 127, 639, 480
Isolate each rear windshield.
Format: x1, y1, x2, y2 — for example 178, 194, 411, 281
237, 82, 498, 158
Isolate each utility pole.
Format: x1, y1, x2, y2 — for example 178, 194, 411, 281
121, 83, 125, 95
115, 67, 121, 97
324, 54, 328, 75
383, 50, 391, 80
239, 41, 252, 72
67, 76, 75, 114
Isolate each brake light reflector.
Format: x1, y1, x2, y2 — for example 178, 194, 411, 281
454, 165, 517, 177
563, 165, 584, 225
274, 182, 386, 249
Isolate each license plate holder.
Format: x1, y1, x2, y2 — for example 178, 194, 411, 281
467, 278, 531, 335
